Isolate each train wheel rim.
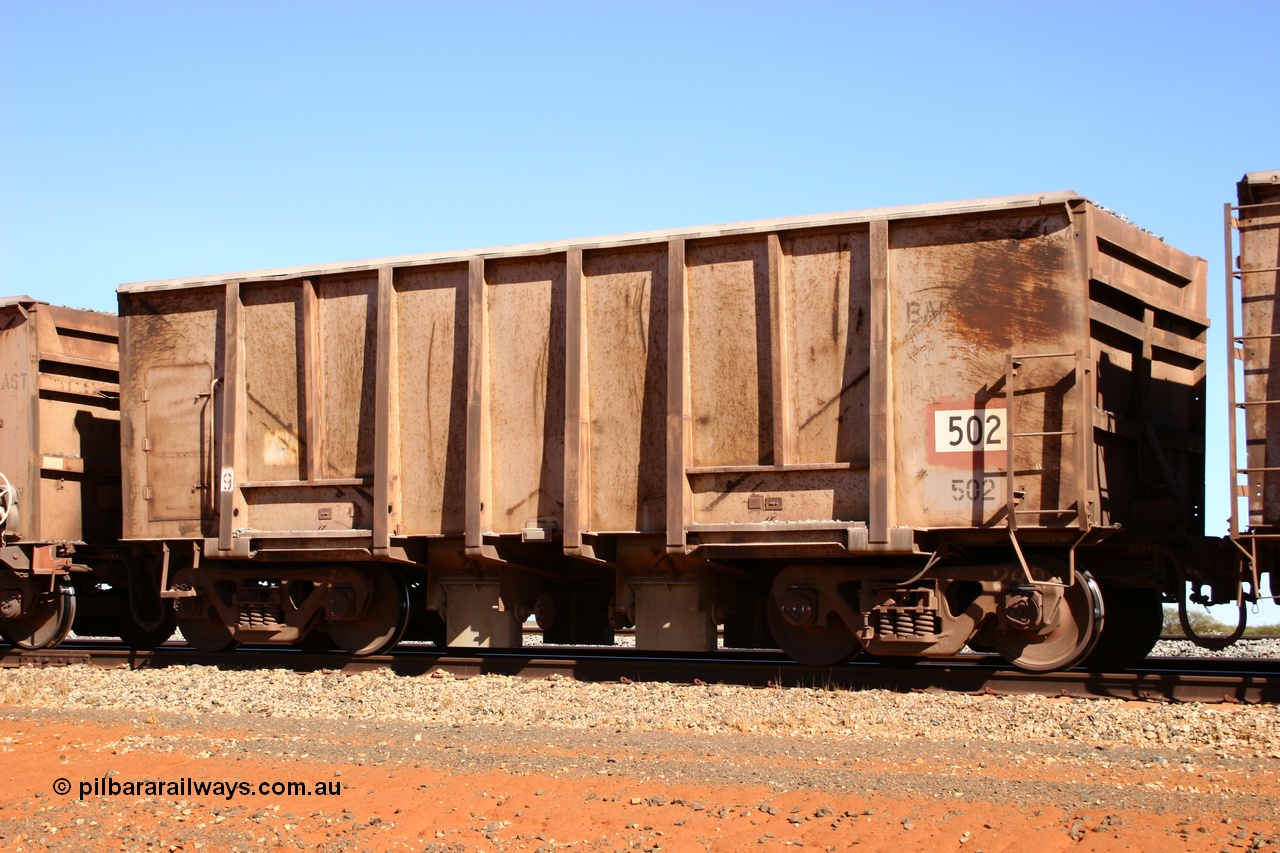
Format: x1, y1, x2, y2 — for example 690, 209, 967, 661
176, 607, 237, 653
1084, 585, 1163, 670
326, 566, 410, 656
120, 607, 177, 650
990, 569, 1104, 673
5, 580, 76, 650
766, 594, 862, 667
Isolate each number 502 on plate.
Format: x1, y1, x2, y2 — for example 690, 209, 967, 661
932, 409, 1007, 454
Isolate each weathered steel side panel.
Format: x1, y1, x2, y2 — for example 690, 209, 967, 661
115, 191, 1206, 558
0, 299, 122, 545
890, 208, 1084, 529
1092, 212, 1205, 315
317, 274, 378, 481
686, 238, 773, 467
0, 301, 37, 541
485, 258, 566, 534
681, 226, 874, 528
1239, 173, 1280, 527
1090, 204, 1207, 535
689, 470, 867, 525
784, 228, 871, 468
36, 305, 122, 544
120, 288, 223, 541
582, 247, 668, 533
242, 284, 305, 484
393, 265, 469, 536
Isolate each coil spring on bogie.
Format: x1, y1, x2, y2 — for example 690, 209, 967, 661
895, 611, 915, 635
916, 607, 936, 635
238, 603, 285, 629
873, 609, 940, 638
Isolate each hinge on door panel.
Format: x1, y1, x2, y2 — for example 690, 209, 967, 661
143, 486, 153, 501
142, 436, 152, 451
141, 387, 150, 402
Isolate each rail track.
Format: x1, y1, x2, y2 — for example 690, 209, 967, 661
3, 640, 1277, 705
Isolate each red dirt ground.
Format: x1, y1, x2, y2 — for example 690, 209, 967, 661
1, 709, 1277, 852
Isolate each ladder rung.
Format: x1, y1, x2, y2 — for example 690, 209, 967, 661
1236, 400, 1280, 407
1013, 430, 1077, 438
1014, 508, 1078, 515
1238, 466, 1280, 473
1237, 265, 1280, 275
1235, 333, 1280, 341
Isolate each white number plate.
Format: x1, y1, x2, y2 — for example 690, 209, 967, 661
933, 409, 1006, 453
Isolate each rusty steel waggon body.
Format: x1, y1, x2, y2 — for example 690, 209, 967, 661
1227, 171, 1280, 635
107, 189, 1223, 671
0, 299, 172, 649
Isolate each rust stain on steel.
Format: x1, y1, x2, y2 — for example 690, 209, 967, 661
115, 190, 1205, 563
894, 213, 1075, 353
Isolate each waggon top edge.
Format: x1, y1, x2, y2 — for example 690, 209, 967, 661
117, 190, 1086, 294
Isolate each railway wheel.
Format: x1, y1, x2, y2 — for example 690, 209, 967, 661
766, 592, 862, 667
121, 587, 178, 650
173, 569, 237, 653
120, 608, 177, 650
294, 628, 340, 653
1084, 586, 1163, 671
327, 566, 410, 656
1, 579, 76, 650
989, 569, 1103, 672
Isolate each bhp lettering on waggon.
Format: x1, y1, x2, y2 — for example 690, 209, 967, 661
1, 174, 1277, 673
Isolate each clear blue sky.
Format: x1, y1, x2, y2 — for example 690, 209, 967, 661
3, 2, 1278, 616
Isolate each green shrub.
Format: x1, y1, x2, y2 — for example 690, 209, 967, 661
1162, 605, 1280, 636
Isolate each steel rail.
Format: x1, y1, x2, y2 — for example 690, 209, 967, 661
3, 641, 1277, 704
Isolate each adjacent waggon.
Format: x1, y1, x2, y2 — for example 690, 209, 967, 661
3, 178, 1276, 672
0, 298, 172, 650
1226, 170, 1280, 635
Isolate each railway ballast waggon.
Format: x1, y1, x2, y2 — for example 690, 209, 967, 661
2, 175, 1277, 672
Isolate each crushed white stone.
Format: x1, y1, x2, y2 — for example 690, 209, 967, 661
1154, 638, 1280, 658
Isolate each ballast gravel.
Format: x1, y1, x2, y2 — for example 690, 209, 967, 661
1, 662, 1278, 755
1155, 637, 1280, 658
3, 659, 1280, 852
